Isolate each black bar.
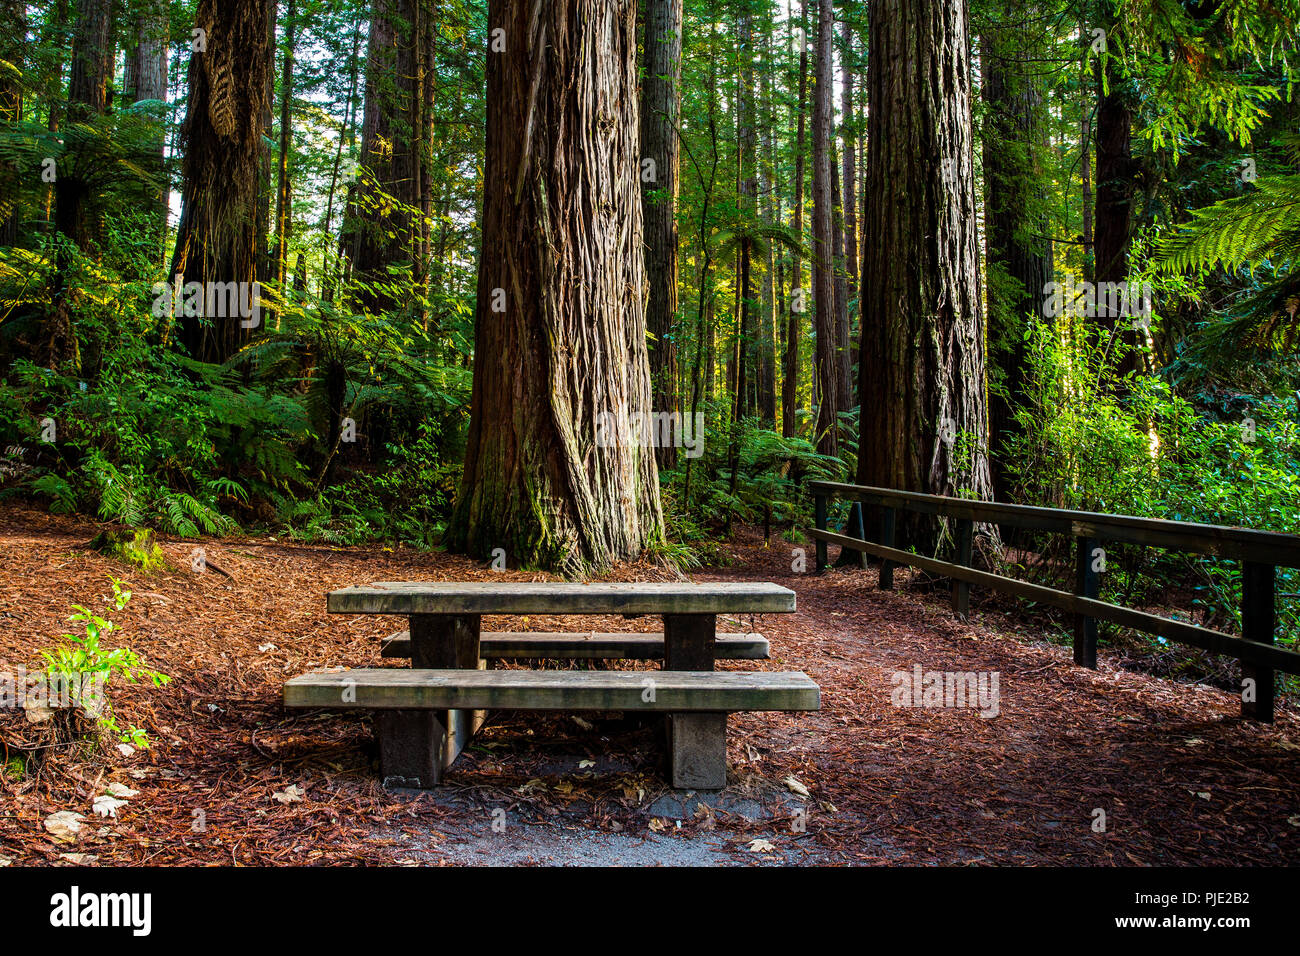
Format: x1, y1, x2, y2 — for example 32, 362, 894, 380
1074, 537, 1099, 668
1241, 561, 1276, 722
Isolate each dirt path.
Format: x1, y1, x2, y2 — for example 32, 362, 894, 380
1, 505, 1296, 866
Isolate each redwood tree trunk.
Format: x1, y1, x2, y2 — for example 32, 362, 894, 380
857, 0, 993, 548
811, 0, 837, 457
1093, 8, 1138, 377
782, 0, 808, 440
345, 0, 435, 315
982, 24, 1049, 501
0, 1, 26, 246
640, 0, 682, 468
448, 0, 663, 575
170, 0, 276, 364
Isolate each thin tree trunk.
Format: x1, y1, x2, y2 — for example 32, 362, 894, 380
640, 0, 683, 468
811, 0, 837, 457
273, 0, 297, 321
782, 0, 808, 440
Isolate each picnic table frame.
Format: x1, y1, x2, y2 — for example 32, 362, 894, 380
326, 582, 797, 785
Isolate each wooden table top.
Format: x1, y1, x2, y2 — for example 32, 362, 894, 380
327, 581, 797, 615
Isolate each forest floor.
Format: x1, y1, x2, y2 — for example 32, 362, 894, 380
1, 504, 1297, 867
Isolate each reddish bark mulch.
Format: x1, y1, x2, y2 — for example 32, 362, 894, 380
0, 505, 1296, 866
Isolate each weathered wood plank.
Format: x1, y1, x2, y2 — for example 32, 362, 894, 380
283, 668, 821, 712
380, 631, 771, 660
327, 581, 797, 615
664, 613, 716, 670
807, 527, 1300, 674
809, 480, 1300, 567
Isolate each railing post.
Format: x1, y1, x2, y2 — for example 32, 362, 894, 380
814, 491, 828, 572
1241, 561, 1276, 723
846, 502, 868, 569
1073, 537, 1099, 669
879, 506, 896, 590
952, 519, 973, 617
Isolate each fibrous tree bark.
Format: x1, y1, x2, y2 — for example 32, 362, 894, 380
170, 0, 276, 364
640, 0, 682, 467
857, 0, 993, 549
447, 0, 664, 575
811, 0, 837, 457
124, 0, 169, 255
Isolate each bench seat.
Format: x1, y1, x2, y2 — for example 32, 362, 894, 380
284, 667, 819, 713
379, 630, 770, 660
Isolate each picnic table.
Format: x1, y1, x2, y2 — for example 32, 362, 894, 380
285, 581, 819, 789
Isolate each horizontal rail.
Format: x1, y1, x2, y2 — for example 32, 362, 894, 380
808, 480, 1300, 567
810, 481, 1300, 722
809, 528, 1300, 675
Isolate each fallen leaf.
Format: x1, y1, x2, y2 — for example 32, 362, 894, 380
272, 784, 305, 804
92, 796, 127, 818
0, 856, 12, 867
44, 811, 84, 842
1287, 816, 1300, 828
572, 716, 594, 731
59, 853, 98, 865
784, 776, 810, 798
258, 643, 277, 653
116, 744, 135, 758
747, 838, 776, 853
578, 759, 596, 769
648, 818, 667, 832
24, 704, 53, 724
106, 783, 139, 799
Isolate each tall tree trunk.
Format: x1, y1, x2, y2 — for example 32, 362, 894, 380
0, 0, 25, 246
758, 22, 777, 427
44, 0, 113, 369
735, 7, 756, 423
344, 0, 435, 315
811, 0, 837, 457
1093, 9, 1138, 377
448, 0, 663, 575
831, 139, 851, 418
125, 0, 169, 258
170, 0, 276, 364
982, 23, 1049, 502
273, 0, 297, 319
839, 19, 858, 412
640, 0, 682, 468
857, 0, 993, 548
783, 0, 808, 440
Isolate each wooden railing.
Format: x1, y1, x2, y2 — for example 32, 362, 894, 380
808, 480, 1300, 723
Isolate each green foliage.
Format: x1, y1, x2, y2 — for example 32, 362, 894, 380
39, 578, 171, 748
1006, 320, 1300, 643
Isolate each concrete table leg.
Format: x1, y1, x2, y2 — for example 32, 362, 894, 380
378, 613, 482, 787
662, 613, 726, 789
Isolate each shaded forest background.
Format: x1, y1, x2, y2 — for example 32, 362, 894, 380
1, 0, 1299, 652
